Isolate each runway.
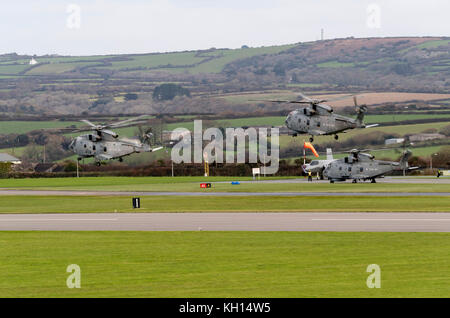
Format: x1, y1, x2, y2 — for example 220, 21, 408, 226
226, 177, 450, 184
0, 190, 449, 196
1, 212, 450, 232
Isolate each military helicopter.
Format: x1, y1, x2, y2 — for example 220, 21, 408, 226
258, 93, 378, 142
68, 116, 163, 165
303, 148, 335, 180
323, 149, 418, 183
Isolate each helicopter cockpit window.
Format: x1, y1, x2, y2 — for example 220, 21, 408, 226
348, 167, 352, 172
88, 135, 93, 141
310, 161, 319, 166
360, 167, 363, 172
317, 122, 320, 127
83, 144, 86, 148
93, 145, 96, 151
104, 147, 107, 152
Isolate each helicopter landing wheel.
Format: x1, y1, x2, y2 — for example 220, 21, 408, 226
95, 162, 101, 167
119, 157, 123, 162
371, 178, 376, 183
352, 179, 357, 183
309, 137, 314, 142
334, 135, 339, 140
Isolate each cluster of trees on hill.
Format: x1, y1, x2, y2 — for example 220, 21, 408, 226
222, 38, 450, 93
0, 37, 449, 118
152, 83, 191, 101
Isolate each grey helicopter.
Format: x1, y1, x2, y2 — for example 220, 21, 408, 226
323, 149, 418, 183
258, 93, 378, 142
303, 148, 335, 180
68, 115, 163, 165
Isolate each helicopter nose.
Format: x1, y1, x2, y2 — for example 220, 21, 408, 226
69, 138, 77, 149
285, 114, 292, 128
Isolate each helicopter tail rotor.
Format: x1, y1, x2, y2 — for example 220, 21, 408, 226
353, 96, 368, 126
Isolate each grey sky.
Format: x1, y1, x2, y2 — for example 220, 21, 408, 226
1, 0, 448, 56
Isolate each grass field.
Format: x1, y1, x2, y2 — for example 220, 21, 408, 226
316, 61, 355, 68
26, 62, 100, 75
16, 44, 296, 76
0, 194, 448, 213
156, 45, 296, 74
0, 64, 31, 75
0, 231, 449, 297
1, 176, 450, 193
0, 115, 448, 138
279, 121, 450, 148
0, 121, 82, 135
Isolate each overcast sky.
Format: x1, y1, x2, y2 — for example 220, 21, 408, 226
1, 0, 448, 56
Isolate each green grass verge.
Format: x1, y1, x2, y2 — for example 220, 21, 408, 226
0, 195, 448, 213
0, 231, 449, 297
1, 176, 450, 193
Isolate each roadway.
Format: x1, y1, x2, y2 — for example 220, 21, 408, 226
0, 190, 449, 196
1, 212, 450, 232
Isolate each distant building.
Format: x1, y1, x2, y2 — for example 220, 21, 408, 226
29, 58, 38, 65
0, 153, 21, 165
409, 133, 446, 142
385, 138, 405, 145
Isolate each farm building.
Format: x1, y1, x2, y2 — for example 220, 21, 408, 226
385, 138, 405, 145
0, 153, 21, 165
0, 153, 21, 175
409, 133, 446, 142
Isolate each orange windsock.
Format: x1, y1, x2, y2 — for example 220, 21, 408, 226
303, 142, 319, 157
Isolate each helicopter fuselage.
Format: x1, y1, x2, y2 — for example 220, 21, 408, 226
69, 133, 148, 162
323, 152, 410, 182
285, 106, 359, 137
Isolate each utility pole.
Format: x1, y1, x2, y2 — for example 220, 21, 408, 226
263, 153, 266, 178
430, 153, 438, 171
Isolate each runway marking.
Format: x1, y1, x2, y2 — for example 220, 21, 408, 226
311, 218, 450, 221
0, 218, 118, 221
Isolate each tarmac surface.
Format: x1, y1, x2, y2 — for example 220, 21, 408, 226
224, 177, 450, 184
1, 212, 450, 232
0, 189, 449, 196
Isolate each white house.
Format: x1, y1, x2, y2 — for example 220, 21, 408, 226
0, 153, 22, 165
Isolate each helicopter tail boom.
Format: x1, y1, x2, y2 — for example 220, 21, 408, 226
399, 150, 412, 169
356, 105, 367, 127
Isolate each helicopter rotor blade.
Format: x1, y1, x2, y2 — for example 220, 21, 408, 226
109, 120, 148, 129
249, 99, 310, 104
108, 115, 149, 128
320, 94, 355, 103
80, 119, 99, 128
